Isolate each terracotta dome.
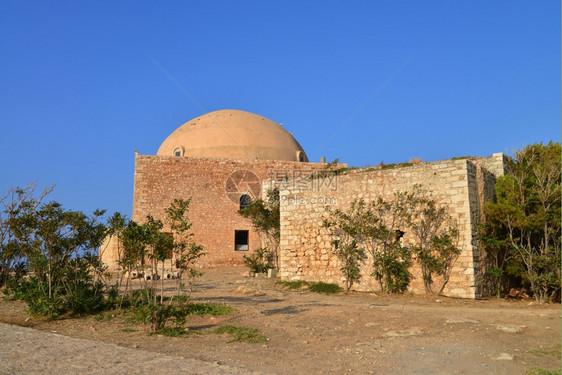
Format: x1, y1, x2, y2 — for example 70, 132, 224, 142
157, 109, 309, 162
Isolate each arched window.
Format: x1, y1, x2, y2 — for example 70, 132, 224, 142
173, 146, 184, 157
297, 151, 305, 162
240, 194, 250, 209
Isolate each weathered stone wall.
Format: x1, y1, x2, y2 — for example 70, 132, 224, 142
129, 155, 329, 268
470, 153, 507, 296
278, 154, 505, 298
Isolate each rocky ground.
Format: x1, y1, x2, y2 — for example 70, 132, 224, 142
0, 267, 560, 374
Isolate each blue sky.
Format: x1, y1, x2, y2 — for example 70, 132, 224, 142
1, 1, 559, 218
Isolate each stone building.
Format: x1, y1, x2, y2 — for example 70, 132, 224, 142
101, 109, 506, 298
101, 109, 328, 269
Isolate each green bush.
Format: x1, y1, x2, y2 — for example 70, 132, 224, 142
5, 277, 64, 318
5, 272, 109, 318
63, 281, 107, 316
128, 302, 187, 331
124, 288, 189, 331
243, 247, 273, 274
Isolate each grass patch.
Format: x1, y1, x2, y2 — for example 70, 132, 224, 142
307, 281, 342, 294
148, 327, 202, 338
213, 325, 266, 344
529, 343, 561, 359
277, 280, 342, 294
380, 162, 413, 170
188, 303, 233, 315
450, 155, 479, 160
121, 328, 137, 333
276, 280, 308, 290
525, 368, 561, 375
124, 316, 137, 324
94, 311, 115, 322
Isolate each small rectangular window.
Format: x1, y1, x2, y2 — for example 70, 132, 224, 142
234, 230, 249, 251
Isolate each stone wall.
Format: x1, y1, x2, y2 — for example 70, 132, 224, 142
278, 154, 505, 298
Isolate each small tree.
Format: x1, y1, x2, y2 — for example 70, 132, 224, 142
404, 186, 461, 294
121, 220, 148, 294
144, 215, 174, 303
0, 183, 53, 286
482, 142, 561, 302
431, 227, 461, 295
6, 199, 107, 317
238, 189, 280, 269
479, 225, 510, 298
353, 196, 411, 293
323, 206, 365, 291
165, 198, 205, 294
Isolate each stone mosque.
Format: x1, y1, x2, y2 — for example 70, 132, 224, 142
101, 109, 506, 298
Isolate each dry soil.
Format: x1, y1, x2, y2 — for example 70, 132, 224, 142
0, 267, 560, 374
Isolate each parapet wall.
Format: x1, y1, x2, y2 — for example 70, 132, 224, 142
278, 154, 505, 298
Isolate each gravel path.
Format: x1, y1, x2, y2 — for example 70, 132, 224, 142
0, 323, 258, 375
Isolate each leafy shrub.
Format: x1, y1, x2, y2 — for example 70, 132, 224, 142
243, 247, 273, 274
5, 267, 109, 317
125, 288, 189, 331
63, 281, 107, 316
5, 277, 64, 317
129, 302, 188, 331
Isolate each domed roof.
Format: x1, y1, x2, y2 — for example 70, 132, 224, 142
157, 109, 309, 162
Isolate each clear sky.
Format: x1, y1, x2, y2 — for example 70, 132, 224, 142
1, 1, 559, 218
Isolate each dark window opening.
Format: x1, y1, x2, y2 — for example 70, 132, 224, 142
240, 194, 250, 209
173, 146, 184, 157
235, 230, 249, 251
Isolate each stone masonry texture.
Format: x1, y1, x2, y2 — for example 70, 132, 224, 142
277, 154, 505, 298
129, 155, 330, 268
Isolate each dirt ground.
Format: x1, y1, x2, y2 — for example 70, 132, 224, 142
1, 267, 560, 374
